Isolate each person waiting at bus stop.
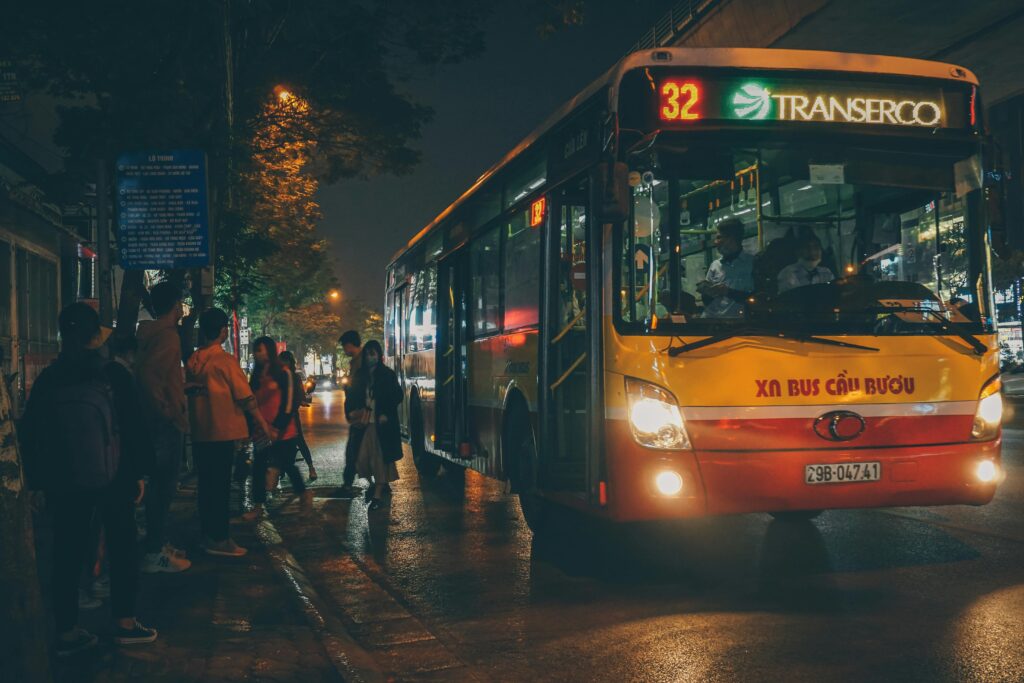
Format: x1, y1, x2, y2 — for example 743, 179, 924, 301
337, 329, 362, 496
243, 337, 312, 520
350, 340, 403, 510
21, 303, 158, 656
697, 218, 754, 318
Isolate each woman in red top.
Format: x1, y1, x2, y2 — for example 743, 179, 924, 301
243, 337, 311, 520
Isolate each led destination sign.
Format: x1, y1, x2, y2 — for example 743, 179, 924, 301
655, 73, 970, 130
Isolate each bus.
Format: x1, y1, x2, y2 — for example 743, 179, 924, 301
384, 48, 1004, 530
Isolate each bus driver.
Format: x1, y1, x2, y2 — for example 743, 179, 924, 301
697, 218, 754, 318
777, 233, 834, 293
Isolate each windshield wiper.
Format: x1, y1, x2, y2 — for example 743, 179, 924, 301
869, 306, 988, 356
666, 327, 879, 356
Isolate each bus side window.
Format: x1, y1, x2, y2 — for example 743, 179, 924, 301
470, 226, 501, 336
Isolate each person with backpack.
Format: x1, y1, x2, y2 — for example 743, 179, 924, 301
241, 337, 312, 521
135, 281, 191, 573
278, 350, 316, 482
186, 309, 274, 556
21, 303, 157, 657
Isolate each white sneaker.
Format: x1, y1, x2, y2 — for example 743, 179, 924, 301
141, 549, 192, 573
78, 588, 101, 610
203, 538, 248, 557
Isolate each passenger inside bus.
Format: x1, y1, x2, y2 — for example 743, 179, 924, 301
777, 233, 835, 293
618, 144, 989, 334
696, 218, 754, 318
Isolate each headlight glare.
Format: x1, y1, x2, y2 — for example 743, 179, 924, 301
625, 378, 690, 449
971, 378, 1002, 441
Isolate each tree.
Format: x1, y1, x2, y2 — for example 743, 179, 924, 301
2, 0, 493, 330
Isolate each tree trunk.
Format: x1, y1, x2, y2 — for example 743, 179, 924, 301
0, 377, 52, 681
114, 268, 146, 337
179, 267, 205, 362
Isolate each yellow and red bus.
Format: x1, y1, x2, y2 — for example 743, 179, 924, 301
384, 48, 1004, 530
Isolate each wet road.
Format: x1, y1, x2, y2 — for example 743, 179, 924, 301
274, 389, 1024, 682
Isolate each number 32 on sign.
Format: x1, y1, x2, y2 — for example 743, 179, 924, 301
660, 80, 701, 121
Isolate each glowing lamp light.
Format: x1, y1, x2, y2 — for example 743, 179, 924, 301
975, 460, 998, 484
654, 470, 684, 496
277, 88, 293, 102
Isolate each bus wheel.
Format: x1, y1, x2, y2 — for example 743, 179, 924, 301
769, 510, 823, 522
505, 404, 548, 534
410, 399, 441, 479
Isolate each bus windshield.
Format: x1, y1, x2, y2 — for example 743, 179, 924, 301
617, 141, 992, 337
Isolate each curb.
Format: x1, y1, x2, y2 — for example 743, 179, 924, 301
255, 516, 386, 683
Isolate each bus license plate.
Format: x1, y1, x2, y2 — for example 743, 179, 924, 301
805, 462, 881, 485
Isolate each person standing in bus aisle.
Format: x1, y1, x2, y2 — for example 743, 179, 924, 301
135, 281, 192, 573
278, 350, 317, 481
187, 309, 274, 556
777, 233, 834, 293
336, 330, 363, 497
697, 218, 755, 318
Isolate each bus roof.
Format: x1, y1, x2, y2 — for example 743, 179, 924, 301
390, 47, 978, 266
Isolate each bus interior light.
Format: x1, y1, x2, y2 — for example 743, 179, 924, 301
971, 379, 1003, 440
625, 378, 691, 450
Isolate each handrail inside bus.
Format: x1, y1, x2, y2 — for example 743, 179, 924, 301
550, 352, 587, 392
552, 310, 586, 345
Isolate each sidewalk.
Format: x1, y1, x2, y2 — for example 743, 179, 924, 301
34, 477, 346, 683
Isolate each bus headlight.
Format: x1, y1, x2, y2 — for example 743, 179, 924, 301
625, 378, 691, 450
971, 378, 1002, 441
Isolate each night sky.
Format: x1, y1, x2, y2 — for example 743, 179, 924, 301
319, 0, 674, 306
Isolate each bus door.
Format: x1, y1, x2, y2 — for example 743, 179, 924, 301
393, 282, 410, 422
540, 182, 591, 493
436, 248, 469, 452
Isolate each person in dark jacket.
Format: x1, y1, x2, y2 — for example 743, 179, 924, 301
337, 329, 362, 495
348, 340, 402, 509
278, 350, 316, 481
21, 303, 158, 657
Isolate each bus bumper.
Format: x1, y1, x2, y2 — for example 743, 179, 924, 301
696, 440, 1001, 516
605, 423, 1000, 520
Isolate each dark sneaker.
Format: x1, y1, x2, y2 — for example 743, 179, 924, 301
203, 538, 248, 557
113, 620, 158, 645
56, 627, 99, 657
78, 588, 101, 610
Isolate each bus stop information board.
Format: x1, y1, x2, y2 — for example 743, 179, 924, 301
115, 150, 210, 270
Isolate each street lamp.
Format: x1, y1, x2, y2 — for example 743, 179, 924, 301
328, 289, 341, 301
275, 86, 293, 102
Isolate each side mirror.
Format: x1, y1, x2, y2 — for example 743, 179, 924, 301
593, 162, 630, 223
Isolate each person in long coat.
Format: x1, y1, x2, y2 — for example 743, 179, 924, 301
348, 340, 403, 509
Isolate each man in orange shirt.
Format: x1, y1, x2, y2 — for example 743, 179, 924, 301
186, 309, 273, 557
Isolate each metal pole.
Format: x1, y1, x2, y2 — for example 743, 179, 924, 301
96, 160, 112, 326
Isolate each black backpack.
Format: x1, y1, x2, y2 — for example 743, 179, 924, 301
46, 378, 121, 488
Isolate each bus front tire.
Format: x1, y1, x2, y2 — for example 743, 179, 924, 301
410, 400, 441, 479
